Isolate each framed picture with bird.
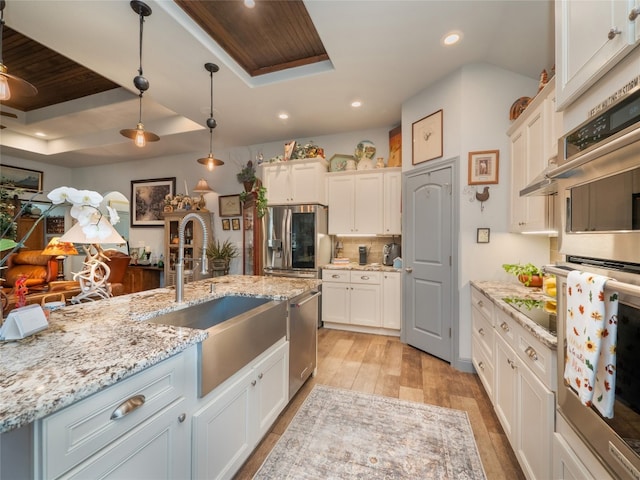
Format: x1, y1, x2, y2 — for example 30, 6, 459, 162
468, 150, 499, 185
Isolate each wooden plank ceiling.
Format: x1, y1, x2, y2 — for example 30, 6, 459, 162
0, 0, 328, 113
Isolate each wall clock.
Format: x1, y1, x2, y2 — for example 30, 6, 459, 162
218, 194, 241, 217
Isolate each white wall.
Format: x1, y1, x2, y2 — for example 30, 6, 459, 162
402, 63, 551, 364
8, 126, 393, 276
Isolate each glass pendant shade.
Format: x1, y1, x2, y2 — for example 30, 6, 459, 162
119, 0, 158, 146
0, 1, 38, 101
197, 62, 224, 169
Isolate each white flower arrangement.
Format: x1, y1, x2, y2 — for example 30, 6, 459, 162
48, 187, 120, 241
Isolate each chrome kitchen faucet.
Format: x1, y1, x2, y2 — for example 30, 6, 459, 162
175, 213, 209, 303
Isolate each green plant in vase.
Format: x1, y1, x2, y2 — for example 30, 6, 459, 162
206, 238, 239, 275
240, 185, 268, 218
236, 161, 257, 192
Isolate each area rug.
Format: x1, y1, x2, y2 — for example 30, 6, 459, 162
253, 385, 486, 479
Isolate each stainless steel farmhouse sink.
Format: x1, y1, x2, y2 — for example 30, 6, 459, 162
148, 295, 287, 397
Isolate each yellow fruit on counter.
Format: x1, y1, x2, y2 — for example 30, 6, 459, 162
544, 301, 557, 313
546, 287, 557, 297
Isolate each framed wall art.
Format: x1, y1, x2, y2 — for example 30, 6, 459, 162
232, 218, 240, 230
412, 109, 443, 165
468, 150, 499, 185
477, 228, 491, 244
0, 165, 43, 192
131, 177, 176, 227
219, 194, 241, 217
222, 219, 231, 231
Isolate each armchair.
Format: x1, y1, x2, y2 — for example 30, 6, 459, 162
3, 250, 58, 291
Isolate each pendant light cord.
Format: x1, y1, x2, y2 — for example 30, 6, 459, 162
0, 4, 5, 66
138, 11, 144, 78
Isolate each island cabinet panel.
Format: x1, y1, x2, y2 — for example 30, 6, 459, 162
192, 339, 288, 480
36, 349, 191, 480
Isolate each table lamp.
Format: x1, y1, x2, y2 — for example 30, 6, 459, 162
193, 178, 214, 211
41, 237, 79, 280
60, 218, 126, 303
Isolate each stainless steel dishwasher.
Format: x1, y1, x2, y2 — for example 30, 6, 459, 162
288, 290, 320, 400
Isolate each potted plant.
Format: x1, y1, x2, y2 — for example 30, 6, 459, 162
240, 185, 268, 219
502, 262, 544, 287
206, 238, 239, 275
236, 160, 257, 192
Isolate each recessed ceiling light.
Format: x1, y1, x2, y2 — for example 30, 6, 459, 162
35, 132, 47, 137
244, 0, 255, 8
278, 112, 289, 120
351, 100, 362, 108
442, 31, 462, 46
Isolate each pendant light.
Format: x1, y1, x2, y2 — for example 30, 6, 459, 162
0, 0, 38, 101
119, 0, 159, 147
197, 62, 224, 171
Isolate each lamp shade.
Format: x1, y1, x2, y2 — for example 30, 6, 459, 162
59, 218, 126, 245
42, 237, 79, 256
193, 178, 214, 194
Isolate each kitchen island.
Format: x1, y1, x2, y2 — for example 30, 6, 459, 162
0, 275, 319, 433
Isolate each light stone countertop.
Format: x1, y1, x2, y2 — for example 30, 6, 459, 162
0, 275, 320, 433
322, 263, 401, 273
470, 280, 557, 349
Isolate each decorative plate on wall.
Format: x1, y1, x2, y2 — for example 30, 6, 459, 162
355, 140, 376, 160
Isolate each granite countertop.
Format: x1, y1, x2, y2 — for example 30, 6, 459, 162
322, 262, 401, 272
470, 280, 557, 349
0, 275, 320, 433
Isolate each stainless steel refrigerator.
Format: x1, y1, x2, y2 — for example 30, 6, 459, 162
262, 204, 330, 278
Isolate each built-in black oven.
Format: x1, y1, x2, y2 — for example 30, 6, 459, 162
549, 264, 640, 480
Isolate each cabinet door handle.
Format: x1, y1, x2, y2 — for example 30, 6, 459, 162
251, 380, 257, 386
525, 346, 538, 361
478, 327, 485, 336
178, 413, 186, 423
110, 394, 146, 420
478, 361, 485, 371
608, 27, 622, 40
500, 322, 510, 332
258, 373, 264, 379
477, 300, 484, 308
630, 7, 640, 20
507, 358, 517, 370
405, 267, 413, 273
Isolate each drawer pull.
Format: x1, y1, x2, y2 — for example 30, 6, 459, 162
478, 361, 485, 371
608, 27, 622, 40
110, 394, 146, 420
332, 274, 340, 279
251, 380, 257, 386
478, 327, 485, 336
361, 275, 370, 280
178, 413, 186, 423
525, 346, 538, 361
477, 300, 484, 308
258, 373, 264, 380
500, 322, 510, 332
507, 358, 517, 370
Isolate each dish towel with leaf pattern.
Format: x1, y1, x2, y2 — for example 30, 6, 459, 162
564, 270, 619, 418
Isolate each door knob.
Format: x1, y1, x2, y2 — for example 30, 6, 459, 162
405, 267, 413, 273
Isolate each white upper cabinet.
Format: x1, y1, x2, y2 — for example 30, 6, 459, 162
556, 0, 638, 109
327, 168, 401, 236
262, 158, 327, 205
508, 80, 560, 233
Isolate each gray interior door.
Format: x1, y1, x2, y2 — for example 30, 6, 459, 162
403, 165, 453, 362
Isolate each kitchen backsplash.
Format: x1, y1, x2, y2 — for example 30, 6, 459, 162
333, 236, 401, 264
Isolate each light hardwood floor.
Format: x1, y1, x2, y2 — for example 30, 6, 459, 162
234, 328, 525, 479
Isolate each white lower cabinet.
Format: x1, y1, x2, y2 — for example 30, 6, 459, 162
471, 286, 556, 480
322, 269, 403, 333
382, 272, 401, 330
36, 348, 193, 480
494, 310, 555, 480
192, 339, 289, 480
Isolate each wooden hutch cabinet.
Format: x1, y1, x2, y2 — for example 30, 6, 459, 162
162, 211, 213, 286
242, 195, 263, 275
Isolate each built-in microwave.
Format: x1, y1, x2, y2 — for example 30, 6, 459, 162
556, 86, 640, 266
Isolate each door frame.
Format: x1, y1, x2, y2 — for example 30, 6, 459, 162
401, 157, 463, 370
